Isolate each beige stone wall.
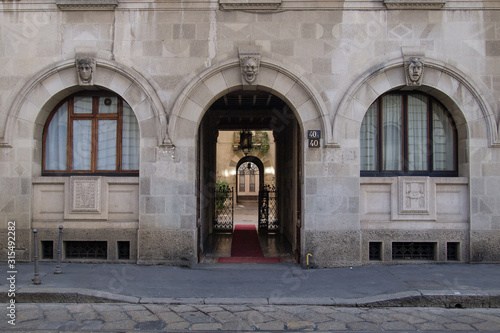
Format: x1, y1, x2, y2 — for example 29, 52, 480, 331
1, 1, 500, 265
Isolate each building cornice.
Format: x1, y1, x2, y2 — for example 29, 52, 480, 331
0, 1, 499, 12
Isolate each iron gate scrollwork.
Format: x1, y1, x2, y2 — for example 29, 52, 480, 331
259, 185, 278, 233
213, 184, 234, 232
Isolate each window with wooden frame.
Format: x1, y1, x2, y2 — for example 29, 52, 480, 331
360, 92, 457, 177
43, 92, 139, 176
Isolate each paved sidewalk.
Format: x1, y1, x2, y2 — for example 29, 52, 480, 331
2, 262, 500, 307
3, 302, 500, 332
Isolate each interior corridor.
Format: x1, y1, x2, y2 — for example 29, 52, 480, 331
201, 202, 295, 264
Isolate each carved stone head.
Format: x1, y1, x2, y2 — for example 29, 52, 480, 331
76, 58, 95, 85
406, 57, 424, 86
239, 54, 260, 85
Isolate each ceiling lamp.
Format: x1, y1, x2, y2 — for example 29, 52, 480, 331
239, 130, 253, 156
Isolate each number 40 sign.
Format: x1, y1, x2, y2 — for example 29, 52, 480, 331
308, 130, 321, 148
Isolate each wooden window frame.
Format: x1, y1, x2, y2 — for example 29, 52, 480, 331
361, 92, 458, 177
42, 92, 139, 176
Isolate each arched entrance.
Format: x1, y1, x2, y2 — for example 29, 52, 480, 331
236, 156, 264, 203
198, 90, 301, 263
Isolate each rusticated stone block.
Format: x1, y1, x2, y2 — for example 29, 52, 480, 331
304, 230, 361, 268
137, 229, 196, 266
471, 231, 500, 262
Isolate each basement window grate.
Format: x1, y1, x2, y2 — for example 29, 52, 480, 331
65, 241, 107, 259
41, 241, 54, 259
118, 241, 130, 260
447, 242, 460, 261
369, 242, 382, 261
392, 242, 435, 260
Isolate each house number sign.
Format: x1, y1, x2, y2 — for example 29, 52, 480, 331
308, 130, 321, 148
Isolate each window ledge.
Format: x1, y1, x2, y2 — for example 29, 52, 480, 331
360, 176, 468, 185
219, 0, 281, 11
56, 0, 118, 11
384, 0, 446, 9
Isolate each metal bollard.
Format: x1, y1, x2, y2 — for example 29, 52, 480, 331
32, 229, 41, 285
54, 225, 63, 274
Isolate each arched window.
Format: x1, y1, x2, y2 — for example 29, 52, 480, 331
237, 162, 259, 193
43, 92, 139, 175
360, 92, 457, 176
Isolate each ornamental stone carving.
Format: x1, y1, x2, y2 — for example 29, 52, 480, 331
239, 50, 261, 85
76, 58, 96, 86
402, 47, 425, 87
405, 57, 424, 86
398, 177, 430, 215
70, 176, 101, 213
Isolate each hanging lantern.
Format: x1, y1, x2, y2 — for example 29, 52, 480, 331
239, 130, 253, 156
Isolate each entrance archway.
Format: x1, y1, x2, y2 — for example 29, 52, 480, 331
236, 156, 264, 203
198, 90, 301, 263
169, 58, 329, 265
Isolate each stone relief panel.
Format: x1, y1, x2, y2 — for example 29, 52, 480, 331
70, 176, 101, 213
64, 176, 108, 220
33, 177, 139, 222
393, 177, 436, 220
398, 177, 430, 215
361, 178, 468, 226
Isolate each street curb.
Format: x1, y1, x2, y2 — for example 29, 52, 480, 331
3, 288, 500, 308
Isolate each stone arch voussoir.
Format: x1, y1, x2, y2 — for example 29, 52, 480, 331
333, 58, 498, 147
169, 59, 331, 147
2, 59, 167, 147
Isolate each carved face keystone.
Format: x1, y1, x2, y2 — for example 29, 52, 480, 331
241, 57, 259, 84
76, 58, 95, 85
79, 64, 92, 82
408, 58, 423, 83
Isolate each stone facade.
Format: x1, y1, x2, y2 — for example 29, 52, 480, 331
1, 0, 500, 267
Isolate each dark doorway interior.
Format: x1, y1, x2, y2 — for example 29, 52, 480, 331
197, 90, 302, 264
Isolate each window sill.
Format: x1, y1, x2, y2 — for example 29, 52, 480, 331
56, 0, 118, 11
384, 0, 446, 10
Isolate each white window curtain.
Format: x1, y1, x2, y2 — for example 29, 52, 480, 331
360, 103, 378, 171
239, 171, 245, 192
249, 173, 255, 192
74, 96, 93, 114
98, 97, 117, 114
72, 120, 92, 170
121, 104, 140, 170
407, 94, 428, 171
45, 102, 68, 170
382, 95, 402, 171
433, 102, 454, 170
97, 120, 117, 170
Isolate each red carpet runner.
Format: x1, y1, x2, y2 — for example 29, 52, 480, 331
217, 224, 281, 263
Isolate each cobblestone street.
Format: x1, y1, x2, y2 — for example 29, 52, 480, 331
2, 303, 500, 332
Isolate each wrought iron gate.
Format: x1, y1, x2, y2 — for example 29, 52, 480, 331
213, 185, 234, 232
258, 185, 279, 233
